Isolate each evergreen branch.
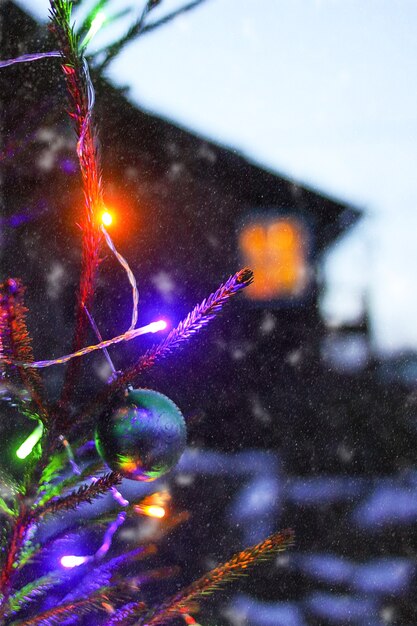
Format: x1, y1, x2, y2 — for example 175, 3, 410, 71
63, 547, 149, 602
141, 0, 209, 36
36, 450, 69, 500
76, 268, 253, 432
49, 0, 103, 413
48, 1, 80, 69
37, 459, 104, 506
96, 0, 160, 72
0, 466, 23, 499
0, 497, 16, 519
77, 0, 112, 39
140, 529, 294, 625
104, 601, 146, 625
34, 472, 122, 519
13, 591, 111, 625
14, 539, 40, 572
5, 574, 60, 619
0, 501, 33, 600
118, 267, 253, 386
97, 0, 209, 71
0, 279, 49, 424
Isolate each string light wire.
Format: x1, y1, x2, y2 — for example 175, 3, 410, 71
101, 224, 139, 331
0, 51, 61, 69
60, 511, 126, 568
0, 50, 141, 371
2, 320, 167, 369
83, 304, 118, 379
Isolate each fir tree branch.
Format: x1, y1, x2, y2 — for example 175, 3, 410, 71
114, 268, 253, 387
49, 0, 103, 413
139, 529, 294, 625
97, 0, 209, 71
0, 497, 16, 519
4, 574, 61, 620
141, 0, 208, 35
37, 459, 104, 506
96, 0, 156, 71
0, 279, 49, 424
36, 450, 69, 500
0, 499, 33, 601
0, 466, 23, 498
76, 268, 253, 433
14, 539, 40, 572
33, 472, 122, 519
13, 591, 111, 625
77, 0, 111, 39
63, 547, 149, 603
104, 601, 146, 625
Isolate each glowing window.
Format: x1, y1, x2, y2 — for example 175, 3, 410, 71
239, 217, 309, 301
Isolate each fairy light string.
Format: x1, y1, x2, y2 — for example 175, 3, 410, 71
101, 224, 139, 331
50, 6, 104, 410
0, 51, 61, 69
58, 439, 129, 569
0, 44, 140, 375
2, 39, 163, 581
61, 512, 126, 568
1, 320, 167, 369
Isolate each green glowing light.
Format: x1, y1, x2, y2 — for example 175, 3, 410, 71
16, 423, 44, 459
81, 11, 107, 48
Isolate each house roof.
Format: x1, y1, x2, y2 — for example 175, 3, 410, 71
1, 0, 361, 257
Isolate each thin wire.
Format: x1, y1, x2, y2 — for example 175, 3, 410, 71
0, 51, 140, 366
3, 321, 165, 369
0, 51, 61, 69
0, 52, 139, 365
83, 304, 118, 377
101, 225, 139, 330
81, 57, 139, 330
77, 58, 95, 160
35, 434, 128, 553
61, 511, 127, 568
59, 435, 82, 475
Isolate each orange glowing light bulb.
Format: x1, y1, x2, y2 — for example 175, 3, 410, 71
143, 505, 166, 519
101, 210, 113, 227
134, 491, 170, 518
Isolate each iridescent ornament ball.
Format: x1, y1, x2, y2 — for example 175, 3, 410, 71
95, 389, 186, 482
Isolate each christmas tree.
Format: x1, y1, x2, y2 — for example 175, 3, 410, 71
0, 2, 293, 624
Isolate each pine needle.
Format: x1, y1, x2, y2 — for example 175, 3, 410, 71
97, 0, 209, 71
0, 497, 16, 518
6, 574, 61, 619
13, 590, 111, 625
77, 268, 253, 433
138, 529, 294, 625
104, 601, 146, 625
123, 268, 254, 383
34, 472, 122, 519
49, 0, 103, 412
0, 279, 48, 424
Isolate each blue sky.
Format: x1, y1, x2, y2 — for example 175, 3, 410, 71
18, 0, 417, 353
